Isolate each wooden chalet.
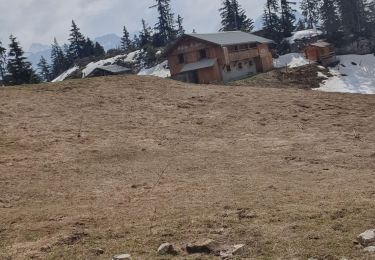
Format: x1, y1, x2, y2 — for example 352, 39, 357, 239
166, 31, 274, 84
304, 41, 337, 66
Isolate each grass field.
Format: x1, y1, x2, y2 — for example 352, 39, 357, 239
0, 75, 374, 259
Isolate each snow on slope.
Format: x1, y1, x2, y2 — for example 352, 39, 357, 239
82, 55, 126, 78
318, 54, 375, 94
52, 66, 79, 82
274, 53, 310, 68
137, 60, 170, 78
287, 29, 323, 44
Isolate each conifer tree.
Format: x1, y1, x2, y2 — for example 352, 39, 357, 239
300, 0, 320, 29
219, 0, 254, 32
152, 0, 176, 46
280, 0, 296, 37
320, 0, 342, 42
7, 35, 39, 85
295, 18, 306, 31
94, 42, 105, 56
0, 41, 6, 84
263, 0, 282, 42
139, 19, 153, 48
50, 38, 67, 79
68, 20, 86, 59
176, 15, 185, 36
37, 56, 51, 82
337, 0, 368, 37
121, 26, 132, 52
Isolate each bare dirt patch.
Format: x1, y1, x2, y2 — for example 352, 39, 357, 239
0, 75, 374, 259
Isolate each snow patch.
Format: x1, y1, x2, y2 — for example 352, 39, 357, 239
287, 29, 323, 44
124, 50, 141, 62
274, 53, 310, 68
52, 66, 79, 82
82, 55, 126, 78
317, 54, 375, 94
138, 60, 170, 78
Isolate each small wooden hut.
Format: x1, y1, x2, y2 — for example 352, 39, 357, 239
304, 41, 337, 66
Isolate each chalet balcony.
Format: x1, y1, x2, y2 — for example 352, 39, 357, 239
228, 48, 259, 61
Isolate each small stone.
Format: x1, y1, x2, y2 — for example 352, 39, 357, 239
358, 229, 375, 246
232, 244, 245, 255
186, 239, 219, 254
364, 246, 375, 253
91, 248, 104, 255
158, 242, 177, 255
112, 254, 131, 260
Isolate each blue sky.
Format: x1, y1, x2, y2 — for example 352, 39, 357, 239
0, 0, 302, 49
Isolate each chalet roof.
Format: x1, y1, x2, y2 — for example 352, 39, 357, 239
186, 31, 273, 46
165, 31, 273, 56
180, 58, 217, 73
96, 64, 131, 74
310, 41, 332, 48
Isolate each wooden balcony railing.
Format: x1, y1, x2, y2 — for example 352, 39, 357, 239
228, 48, 259, 61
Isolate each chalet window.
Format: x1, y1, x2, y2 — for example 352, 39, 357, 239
199, 49, 207, 59
226, 65, 231, 72
238, 62, 243, 69
249, 43, 257, 49
178, 54, 185, 64
248, 60, 253, 67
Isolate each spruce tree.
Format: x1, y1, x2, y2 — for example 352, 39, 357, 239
320, 0, 342, 42
152, 0, 176, 46
94, 42, 105, 56
121, 26, 132, 52
337, 0, 369, 37
176, 15, 185, 36
68, 20, 86, 59
83, 37, 95, 57
0, 41, 6, 84
7, 35, 39, 85
280, 0, 296, 37
50, 38, 67, 79
219, 0, 254, 32
139, 19, 153, 48
300, 0, 320, 29
263, 0, 282, 42
37, 56, 51, 82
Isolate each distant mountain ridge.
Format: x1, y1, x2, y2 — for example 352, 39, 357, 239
94, 34, 121, 51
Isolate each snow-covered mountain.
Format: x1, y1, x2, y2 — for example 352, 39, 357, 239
94, 34, 121, 51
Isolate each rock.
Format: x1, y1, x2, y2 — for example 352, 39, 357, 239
186, 239, 219, 254
158, 242, 177, 255
364, 246, 375, 253
232, 244, 245, 255
358, 229, 375, 246
91, 248, 104, 255
112, 254, 131, 260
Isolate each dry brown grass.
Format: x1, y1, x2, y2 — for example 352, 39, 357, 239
0, 75, 374, 259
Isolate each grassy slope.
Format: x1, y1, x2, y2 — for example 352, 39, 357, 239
0, 75, 375, 259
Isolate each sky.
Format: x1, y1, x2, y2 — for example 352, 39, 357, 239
0, 0, 270, 50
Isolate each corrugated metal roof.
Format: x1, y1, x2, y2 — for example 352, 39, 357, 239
186, 31, 273, 46
97, 64, 131, 74
180, 58, 217, 73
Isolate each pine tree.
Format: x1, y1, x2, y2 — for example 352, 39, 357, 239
295, 18, 306, 31
152, 0, 176, 46
139, 19, 153, 48
300, 0, 320, 29
176, 15, 185, 36
50, 38, 67, 79
320, 0, 342, 42
219, 0, 254, 32
0, 41, 6, 84
263, 0, 282, 42
280, 0, 296, 37
121, 26, 132, 52
83, 37, 95, 57
368, 0, 375, 35
37, 56, 51, 82
7, 35, 39, 85
68, 20, 86, 59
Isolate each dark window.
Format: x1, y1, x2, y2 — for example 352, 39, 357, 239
178, 54, 185, 64
200, 49, 207, 59
238, 62, 243, 69
226, 65, 231, 72
248, 60, 253, 66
